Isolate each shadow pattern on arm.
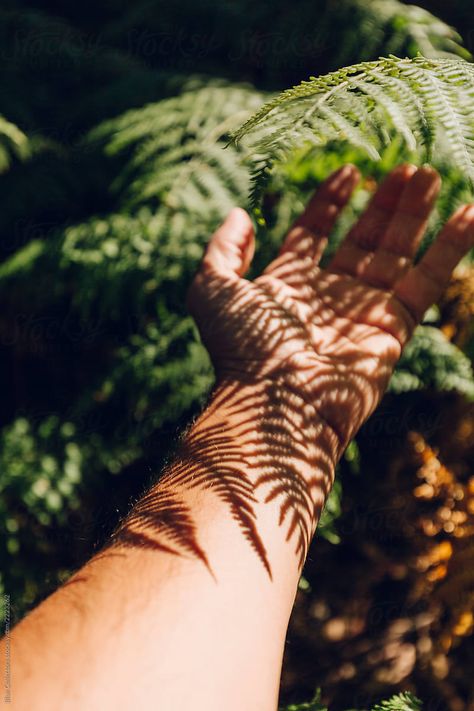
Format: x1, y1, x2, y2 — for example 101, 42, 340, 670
109, 267, 390, 577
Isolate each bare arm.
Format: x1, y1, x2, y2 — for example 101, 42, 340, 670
3, 164, 473, 711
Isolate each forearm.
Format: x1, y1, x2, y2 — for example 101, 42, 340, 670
5, 378, 340, 711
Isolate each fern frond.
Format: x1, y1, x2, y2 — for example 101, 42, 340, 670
341, 76, 417, 151
279, 689, 327, 711
389, 325, 474, 398
330, 1, 469, 63
88, 84, 266, 215
232, 56, 474, 207
371, 692, 422, 711
279, 690, 422, 711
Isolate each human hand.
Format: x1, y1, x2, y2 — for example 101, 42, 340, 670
187, 164, 474, 454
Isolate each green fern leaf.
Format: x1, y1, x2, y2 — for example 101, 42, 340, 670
232, 56, 474, 207
390, 326, 474, 398
88, 84, 266, 216
279, 690, 422, 711
371, 691, 422, 711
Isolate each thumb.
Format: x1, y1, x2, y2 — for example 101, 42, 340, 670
202, 208, 255, 277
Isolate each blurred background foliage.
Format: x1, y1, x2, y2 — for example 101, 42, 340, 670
0, 1, 473, 709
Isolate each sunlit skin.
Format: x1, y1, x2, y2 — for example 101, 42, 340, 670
189, 163, 472, 450
2, 165, 474, 711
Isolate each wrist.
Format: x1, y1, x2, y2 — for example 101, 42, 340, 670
200, 376, 340, 568
112, 374, 340, 577
208, 374, 342, 471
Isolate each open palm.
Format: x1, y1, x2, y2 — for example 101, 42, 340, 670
188, 164, 474, 452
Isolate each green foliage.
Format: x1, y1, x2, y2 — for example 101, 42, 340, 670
0, 416, 86, 614
0, 417, 83, 528
1, 12, 474, 709
280, 691, 422, 711
280, 689, 327, 711
316, 478, 343, 545
389, 326, 474, 397
233, 56, 474, 207
88, 83, 265, 214
318, 1, 470, 65
371, 693, 422, 711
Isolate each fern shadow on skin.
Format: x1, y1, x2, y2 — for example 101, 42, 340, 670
107, 163, 474, 579
106, 278, 340, 577
108, 364, 336, 578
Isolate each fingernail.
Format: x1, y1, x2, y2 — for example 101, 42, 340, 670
417, 166, 441, 189
412, 166, 441, 199
339, 164, 358, 182
395, 163, 417, 176
328, 164, 356, 190
418, 164, 439, 176
461, 204, 474, 224
226, 207, 251, 230
226, 207, 242, 221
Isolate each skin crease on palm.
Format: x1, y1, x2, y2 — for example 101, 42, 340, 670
188, 163, 474, 454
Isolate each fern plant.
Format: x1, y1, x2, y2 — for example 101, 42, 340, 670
318, 0, 470, 66
389, 325, 474, 397
232, 55, 474, 207
88, 82, 266, 215
371, 692, 422, 711
280, 691, 421, 711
